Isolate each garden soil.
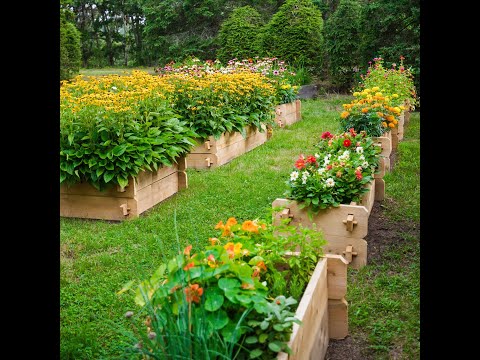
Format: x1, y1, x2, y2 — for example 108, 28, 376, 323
324, 149, 420, 359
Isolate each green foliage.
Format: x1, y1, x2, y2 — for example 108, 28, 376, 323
354, 56, 419, 110
117, 217, 324, 358
258, 0, 324, 75
60, 9, 82, 80
358, 0, 420, 96
60, 102, 197, 190
217, 6, 264, 64
323, 0, 362, 91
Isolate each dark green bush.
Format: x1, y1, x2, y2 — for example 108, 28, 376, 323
258, 0, 324, 75
217, 6, 264, 63
323, 0, 362, 91
60, 17, 81, 81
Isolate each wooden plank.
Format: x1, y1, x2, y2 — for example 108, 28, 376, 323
277, 258, 329, 360
325, 254, 348, 300
360, 180, 375, 213
397, 113, 404, 141
391, 129, 398, 150
185, 153, 218, 169
60, 194, 138, 220
374, 156, 388, 179
244, 126, 268, 152
328, 298, 348, 339
372, 134, 392, 158
272, 198, 370, 239
322, 235, 368, 269
374, 178, 385, 201
60, 180, 135, 198
135, 172, 179, 214
295, 99, 302, 120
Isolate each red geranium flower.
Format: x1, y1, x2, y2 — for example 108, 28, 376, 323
295, 156, 306, 169
321, 131, 333, 139
343, 139, 352, 147
349, 128, 357, 136
306, 155, 317, 164
355, 169, 363, 180
326, 164, 333, 170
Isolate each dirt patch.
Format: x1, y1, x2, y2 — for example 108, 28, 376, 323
324, 148, 420, 358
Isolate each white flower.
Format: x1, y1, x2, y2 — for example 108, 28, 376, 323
359, 155, 365, 161
315, 153, 321, 159
362, 161, 369, 168
111, 86, 118, 91
324, 158, 330, 166
356, 146, 364, 154
301, 171, 310, 184
325, 178, 335, 187
318, 167, 326, 175
338, 150, 350, 161
290, 171, 299, 181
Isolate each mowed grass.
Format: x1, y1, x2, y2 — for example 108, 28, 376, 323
79, 67, 157, 77
347, 112, 420, 359
60, 96, 420, 359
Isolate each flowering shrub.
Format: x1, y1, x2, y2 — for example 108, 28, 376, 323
339, 87, 404, 137
355, 56, 418, 110
118, 217, 325, 359
285, 129, 381, 212
156, 56, 300, 105
60, 72, 197, 190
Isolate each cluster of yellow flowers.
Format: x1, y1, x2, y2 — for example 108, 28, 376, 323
60, 70, 276, 117
340, 87, 404, 129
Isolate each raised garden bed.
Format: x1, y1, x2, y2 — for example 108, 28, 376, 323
275, 100, 302, 127
277, 254, 349, 359
185, 124, 268, 169
60, 158, 187, 221
272, 180, 376, 269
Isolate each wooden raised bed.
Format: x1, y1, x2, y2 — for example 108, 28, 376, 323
277, 254, 349, 359
60, 158, 188, 221
185, 124, 268, 169
275, 100, 302, 127
272, 180, 376, 269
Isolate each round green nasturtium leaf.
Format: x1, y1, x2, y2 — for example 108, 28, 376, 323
206, 309, 229, 330
268, 340, 284, 352
245, 336, 258, 344
218, 277, 241, 291
235, 294, 253, 304
249, 349, 263, 359
258, 333, 269, 343
204, 289, 224, 312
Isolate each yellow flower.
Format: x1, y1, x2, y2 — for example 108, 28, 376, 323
382, 122, 388, 128
372, 86, 380, 91
340, 111, 350, 119
375, 92, 382, 97
392, 94, 399, 98
224, 242, 243, 258
353, 92, 360, 97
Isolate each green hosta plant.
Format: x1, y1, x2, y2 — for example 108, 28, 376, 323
118, 216, 326, 359
60, 101, 198, 191
285, 129, 380, 213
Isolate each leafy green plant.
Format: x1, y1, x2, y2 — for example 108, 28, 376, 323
60, 100, 197, 190
284, 129, 380, 213
217, 6, 264, 64
258, 0, 324, 75
354, 56, 418, 110
339, 87, 403, 136
118, 216, 325, 359
323, 0, 362, 91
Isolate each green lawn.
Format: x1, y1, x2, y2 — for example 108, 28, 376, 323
60, 96, 420, 359
79, 67, 157, 77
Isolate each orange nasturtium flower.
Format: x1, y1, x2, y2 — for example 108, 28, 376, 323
209, 237, 219, 246
388, 123, 395, 128
225, 217, 237, 227
184, 245, 192, 256
224, 242, 243, 258
242, 220, 259, 233
184, 284, 203, 304
215, 217, 237, 237
207, 254, 218, 268
183, 262, 195, 271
